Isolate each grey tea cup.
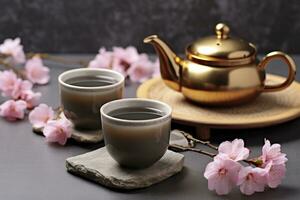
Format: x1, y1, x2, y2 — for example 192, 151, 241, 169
58, 68, 124, 130
100, 98, 172, 169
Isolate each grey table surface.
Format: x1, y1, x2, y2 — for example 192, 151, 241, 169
1, 55, 300, 200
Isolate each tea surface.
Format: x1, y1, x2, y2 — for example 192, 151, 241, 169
108, 107, 163, 120
66, 76, 117, 87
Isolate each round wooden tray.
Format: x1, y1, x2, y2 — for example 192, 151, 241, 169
137, 74, 300, 139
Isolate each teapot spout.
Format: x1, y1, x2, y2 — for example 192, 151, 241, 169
144, 35, 182, 91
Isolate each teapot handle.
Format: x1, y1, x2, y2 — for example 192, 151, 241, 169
259, 51, 296, 92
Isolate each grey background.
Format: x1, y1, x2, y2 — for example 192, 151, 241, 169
0, 0, 300, 54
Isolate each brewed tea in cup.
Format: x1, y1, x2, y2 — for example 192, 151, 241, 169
100, 98, 172, 169
58, 68, 124, 130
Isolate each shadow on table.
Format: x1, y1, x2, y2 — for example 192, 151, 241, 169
223, 185, 300, 200
173, 118, 300, 147
66, 140, 105, 151
81, 166, 189, 194
97, 168, 299, 199
212, 118, 300, 146
42, 136, 105, 151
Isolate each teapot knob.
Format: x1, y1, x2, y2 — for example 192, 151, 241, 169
215, 23, 230, 39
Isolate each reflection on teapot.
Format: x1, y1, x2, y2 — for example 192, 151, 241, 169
144, 23, 296, 106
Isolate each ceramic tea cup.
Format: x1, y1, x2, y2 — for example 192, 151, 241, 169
100, 98, 172, 169
58, 68, 124, 130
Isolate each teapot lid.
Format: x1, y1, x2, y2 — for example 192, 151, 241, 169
186, 23, 257, 66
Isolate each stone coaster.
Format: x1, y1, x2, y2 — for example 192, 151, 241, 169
33, 126, 103, 144
66, 147, 184, 189
70, 129, 103, 144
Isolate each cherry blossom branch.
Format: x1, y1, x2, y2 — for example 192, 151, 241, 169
26, 53, 88, 67
244, 158, 263, 167
169, 144, 216, 158
169, 143, 261, 167
176, 129, 218, 150
0, 58, 25, 79
53, 106, 63, 120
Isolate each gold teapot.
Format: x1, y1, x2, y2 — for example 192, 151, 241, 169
144, 23, 296, 106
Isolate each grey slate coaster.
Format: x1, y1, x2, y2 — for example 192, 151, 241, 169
66, 147, 184, 189
70, 129, 103, 144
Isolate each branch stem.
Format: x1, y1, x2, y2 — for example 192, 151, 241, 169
0, 59, 25, 79
27, 53, 88, 67
176, 130, 218, 150
169, 143, 259, 167
169, 144, 216, 158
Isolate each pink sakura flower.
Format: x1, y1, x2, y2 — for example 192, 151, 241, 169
237, 166, 268, 195
260, 140, 287, 188
261, 139, 287, 166
111, 46, 140, 76
217, 139, 250, 161
25, 56, 50, 85
43, 118, 72, 145
0, 70, 18, 97
88, 46, 157, 82
0, 38, 26, 64
0, 100, 27, 121
88, 48, 112, 69
10, 79, 33, 99
21, 90, 41, 109
0, 70, 40, 108
127, 54, 154, 82
29, 104, 54, 129
204, 138, 287, 195
266, 162, 286, 188
204, 155, 241, 195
